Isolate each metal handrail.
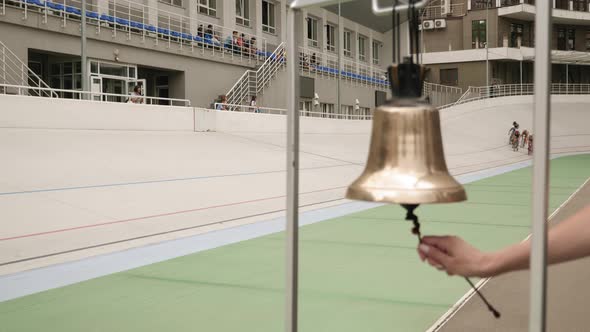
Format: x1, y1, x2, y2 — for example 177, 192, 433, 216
437, 83, 590, 109
0, 40, 57, 98
298, 46, 390, 89
0, 83, 191, 106
224, 43, 286, 110
214, 103, 373, 120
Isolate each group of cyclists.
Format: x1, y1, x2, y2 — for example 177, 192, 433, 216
508, 121, 534, 155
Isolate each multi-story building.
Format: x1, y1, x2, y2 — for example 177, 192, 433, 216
0, 0, 401, 115
420, 0, 590, 91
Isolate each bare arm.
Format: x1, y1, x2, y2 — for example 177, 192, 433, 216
418, 204, 590, 278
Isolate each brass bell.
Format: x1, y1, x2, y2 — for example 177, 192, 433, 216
346, 64, 466, 205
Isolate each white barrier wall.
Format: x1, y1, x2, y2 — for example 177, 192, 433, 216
0, 95, 195, 131
194, 108, 372, 134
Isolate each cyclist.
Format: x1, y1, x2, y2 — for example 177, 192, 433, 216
508, 121, 519, 145
512, 129, 520, 151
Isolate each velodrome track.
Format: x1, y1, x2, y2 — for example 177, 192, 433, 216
1, 95, 589, 275
0, 95, 589, 331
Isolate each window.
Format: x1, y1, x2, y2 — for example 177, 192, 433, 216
372, 41, 380, 65
326, 24, 336, 52
558, 28, 576, 50
568, 28, 576, 50
198, 0, 216, 17
558, 28, 566, 50
358, 35, 366, 61
509, 23, 523, 48
262, 0, 275, 34
343, 31, 351, 57
235, 0, 249, 26
320, 103, 334, 118
159, 0, 182, 6
49, 61, 82, 98
573, 0, 587, 11
555, 0, 569, 10
307, 17, 318, 47
360, 107, 371, 120
440, 68, 458, 86
586, 30, 590, 51
471, 20, 486, 49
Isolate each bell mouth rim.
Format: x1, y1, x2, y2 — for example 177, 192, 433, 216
345, 186, 467, 205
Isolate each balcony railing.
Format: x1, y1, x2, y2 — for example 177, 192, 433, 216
2, 0, 271, 64
421, 2, 466, 20
439, 83, 590, 109
298, 47, 390, 89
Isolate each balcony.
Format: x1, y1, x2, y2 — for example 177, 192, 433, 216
420, 2, 466, 20
497, 1, 590, 26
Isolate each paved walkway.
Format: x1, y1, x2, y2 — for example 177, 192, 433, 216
0, 154, 588, 332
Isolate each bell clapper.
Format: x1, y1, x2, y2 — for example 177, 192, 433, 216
401, 204, 501, 319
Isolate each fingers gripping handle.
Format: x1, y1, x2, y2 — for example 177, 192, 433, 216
401, 204, 501, 319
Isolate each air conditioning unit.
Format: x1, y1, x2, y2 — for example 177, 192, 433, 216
423, 20, 434, 30
435, 19, 447, 29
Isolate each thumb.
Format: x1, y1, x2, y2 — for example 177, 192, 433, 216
419, 243, 452, 270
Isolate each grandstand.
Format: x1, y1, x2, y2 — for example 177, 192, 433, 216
1, 1, 590, 332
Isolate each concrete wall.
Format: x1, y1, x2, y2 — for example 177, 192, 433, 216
0, 95, 194, 131
425, 61, 487, 91
258, 69, 387, 110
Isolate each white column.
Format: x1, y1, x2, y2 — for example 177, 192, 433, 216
221, 1, 236, 32
280, 0, 288, 43
147, 0, 157, 27
321, 9, 327, 52
187, 0, 198, 34
255, 0, 263, 42
368, 30, 374, 67
569, 0, 573, 11
96, 0, 108, 16
354, 23, 359, 73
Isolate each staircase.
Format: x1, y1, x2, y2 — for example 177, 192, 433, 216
222, 42, 285, 110
0, 40, 56, 97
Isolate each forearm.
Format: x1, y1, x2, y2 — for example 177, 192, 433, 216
485, 205, 590, 276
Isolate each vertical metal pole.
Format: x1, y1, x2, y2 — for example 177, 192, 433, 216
520, 59, 523, 95
486, 0, 489, 86
337, 1, 342, 116
565, 63, 570, 95
529, 1, 552, 331
81, 0, 88, 99
285, 5, 299, 332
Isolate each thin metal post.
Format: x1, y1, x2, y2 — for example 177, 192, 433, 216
520, 59, 523, 95
81, 0, 88, 99
486, 0, 489, 86
337, 1, 342, 116
285, 5, 299, 332
529, 1, 552, 331
565, 63, 570, 95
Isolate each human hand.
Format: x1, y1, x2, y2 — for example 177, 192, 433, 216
417, 235, 495, 278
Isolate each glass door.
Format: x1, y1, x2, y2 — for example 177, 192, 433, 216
90, 76, 102, 101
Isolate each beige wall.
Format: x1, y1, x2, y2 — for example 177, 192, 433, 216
421, 18, 464, 53
426, 61, 487, 91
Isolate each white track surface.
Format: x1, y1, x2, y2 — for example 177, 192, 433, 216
1, 95, 589, 275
